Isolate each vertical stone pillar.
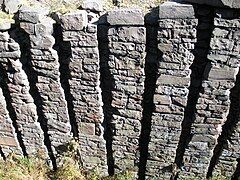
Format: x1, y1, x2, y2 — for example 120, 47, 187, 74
179, 8, 239, 178
60, 10, 107, 173
0, 28, 46, 156
106, 9, 146, 173
0, 87, 21, 156
146, 2, 198, 179
19, 8, 71, 154
206, 9, 240, 178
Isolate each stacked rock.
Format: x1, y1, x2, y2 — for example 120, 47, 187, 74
146, 2, 198, 179
0, 87, 21, 156
179, 7, 239, 179
106, 9, 146, 174
60, 10, 107, 173
206, 8, 240, 178
18, 8, 71, 155
0, 27, 46, 156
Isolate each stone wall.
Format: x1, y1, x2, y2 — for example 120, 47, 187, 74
0, 0, 239, 179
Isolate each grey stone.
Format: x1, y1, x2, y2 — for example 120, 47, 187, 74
18, 7, 49, 24
107, 8, 144, 25
183, 0, 240, 9
61, 11, 88, 31
82, 0, 103, 12
0, 21, 11, 31
0, 32, 9, 41
159, 1, 195, 19
4, 0, 21, 13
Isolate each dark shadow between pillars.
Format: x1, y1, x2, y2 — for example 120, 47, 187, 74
138, 6, 161, 180
98, 19, 116, 175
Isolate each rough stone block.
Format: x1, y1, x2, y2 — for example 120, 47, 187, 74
159, 1, 195, 19
207, 67, 238, 81
4, 0, 21, 13
82, 0, 103, 12
107, 8, 144, 25
18, 7, 49, 24
183, 0, 240, 9
0, 21, 11, 31
61, 11, 88, 31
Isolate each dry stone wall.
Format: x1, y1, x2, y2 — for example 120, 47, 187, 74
60, 10, 107, 173
105, 9, 146, 175
146, 2, 198, 179
0, 0, 239, 179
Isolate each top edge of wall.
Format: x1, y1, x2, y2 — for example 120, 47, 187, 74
178, 0, 240, 9
159, 1, 195, 19
106, 8, 145, 26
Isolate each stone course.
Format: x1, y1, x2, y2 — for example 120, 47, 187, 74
106, 8, 146, 174
0, 29, 46, 156
0, 0, 238, 179
60, 10, 107, 173
0, 87, 21, 156
145, 2, 198, 179
19, 8, 72, 156
206, 9, 240, 178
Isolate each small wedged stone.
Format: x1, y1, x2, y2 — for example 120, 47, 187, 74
107, 8, 144, 26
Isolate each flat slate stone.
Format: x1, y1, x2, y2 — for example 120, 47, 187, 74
107, 8, 144, 25
159, 1, 195, 19
183, 0, 240, 9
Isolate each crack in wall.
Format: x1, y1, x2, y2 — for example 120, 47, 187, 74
138, 7, 161, 180
98, 22, 115, 175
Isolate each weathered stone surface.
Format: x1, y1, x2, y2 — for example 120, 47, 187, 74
107, 8, 144, 25
183, 0, 240, 9
146, 13, 198, 179
19, 7, 49, 24
159, 1, 195, 19
61, 10, 107, 174
19, 10, 71, 158
4, 0, 21, 13
61, 11, 88, 31
0, 21, 11, 31
82, 0, 103, 12
0, 87, 21, 156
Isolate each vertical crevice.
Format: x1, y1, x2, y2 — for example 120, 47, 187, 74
98, 20, 115, 175
10, 26, 57, 170
207, 70, 240, 178
174, 5, 214, 173
138, 7, 161, 180
0, 146, 6, 160
0, 63, 28, 157
52, 23, 79, 138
